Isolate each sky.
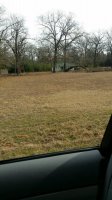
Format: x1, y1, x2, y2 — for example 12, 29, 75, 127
0, 0, 112, 37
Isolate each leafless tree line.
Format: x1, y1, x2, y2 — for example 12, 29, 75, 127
0, 6, 112, 74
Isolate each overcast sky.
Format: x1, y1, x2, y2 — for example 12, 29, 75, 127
0, 0, 112, 37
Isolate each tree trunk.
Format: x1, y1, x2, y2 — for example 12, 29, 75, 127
52, 48, 57, 73
63, 48, 67, 72
15, 59, 17, 74
93, 50, 97, 67
15, 56, 21, 75
63, 35, 67, 72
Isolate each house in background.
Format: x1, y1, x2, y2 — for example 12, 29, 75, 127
53, 63, 80, 72
0, 68, 8, 75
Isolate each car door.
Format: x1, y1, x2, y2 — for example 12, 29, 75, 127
0, 115, 111, 200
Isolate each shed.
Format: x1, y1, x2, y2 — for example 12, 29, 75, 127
0, 69, 8, 75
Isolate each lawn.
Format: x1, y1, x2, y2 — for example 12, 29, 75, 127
0, 72, 112, 160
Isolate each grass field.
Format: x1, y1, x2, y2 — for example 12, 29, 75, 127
0, 71, 112, 160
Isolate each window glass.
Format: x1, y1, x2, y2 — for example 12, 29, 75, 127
0, 0, 111, 160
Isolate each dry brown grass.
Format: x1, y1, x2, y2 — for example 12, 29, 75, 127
0, 71, 112, 160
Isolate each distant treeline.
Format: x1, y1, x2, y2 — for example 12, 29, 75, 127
0, 6, 112, 74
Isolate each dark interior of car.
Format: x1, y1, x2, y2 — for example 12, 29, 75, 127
0, 115, 112, 200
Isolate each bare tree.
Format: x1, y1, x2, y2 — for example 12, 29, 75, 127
5, 15, 27, 74
76, 34, 93, 67
105, 30, 112, 65
106, 30, 112, 53
0, 6, 10, 69
90, 33, 104, 67
60, 14, 83, 71
0, 6, 6, 40
38, 11, 68, 72
24, 43, 38, 72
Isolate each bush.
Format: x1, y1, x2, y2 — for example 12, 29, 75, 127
34, 63, 51, 72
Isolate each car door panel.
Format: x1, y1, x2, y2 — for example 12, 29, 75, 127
0, 149, 103, 200
22, 186, 97, 200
